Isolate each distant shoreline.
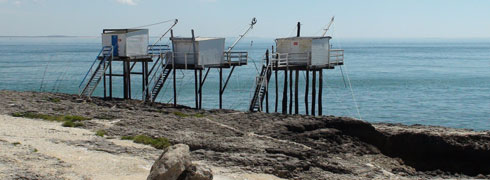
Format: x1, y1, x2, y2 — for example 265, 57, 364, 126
2, 36, 490, 42
0, 36, 99, 38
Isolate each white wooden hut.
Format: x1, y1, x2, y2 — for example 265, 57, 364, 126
102, 29, 149, 57
275, 36, 343, 68
171, 37, 226, 68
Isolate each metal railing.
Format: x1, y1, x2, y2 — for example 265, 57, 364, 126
270, 50, 345, 67
144, 52, 172, 100
272, 53, 289, 67
271, 52, 310, 67
148, 45, 171, 55
224, 51, 248, 65
78, 46, 112, 95
250, 56, 274, 111
329, 49, 344, 65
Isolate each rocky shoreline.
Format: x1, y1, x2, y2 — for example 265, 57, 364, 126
0, 90, 489, 179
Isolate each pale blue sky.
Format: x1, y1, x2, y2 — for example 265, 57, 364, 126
1, 0, 490, 38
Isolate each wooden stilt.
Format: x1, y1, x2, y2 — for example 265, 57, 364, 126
191, 29, 199, 109
173, 58, 177, 107
274, 61, 279, 113
311, 70, 316, 116
295, 70, 299, 114
194, 69, 198, 109
199, 69, 203, 109
265, 80, 269, 113
260, 68, 264, 111
282, 69, 288, 114
275, 60, 278, 113
305, 68, 309, 115
128, 60, 131, 99
141, 62, 144, 100
123, 60, 128, 99
318, 69, 323, 116
145, 62, 149, 101
171, 30, 177, 106
103, 59, 107, 99
219, 67, 222, 109
127, 60, 130, 99
265, 50, 270, 113
109, 57, 112, 99
296, 21, 302, 114
221, 66, 236, 109
272, 45, 277, 112
289, 69, 293, 114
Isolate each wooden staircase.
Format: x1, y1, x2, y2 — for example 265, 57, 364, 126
144, 52, 173, 102
249, 58, 273, 112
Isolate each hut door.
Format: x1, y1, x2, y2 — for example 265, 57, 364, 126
111, 35, 119, 56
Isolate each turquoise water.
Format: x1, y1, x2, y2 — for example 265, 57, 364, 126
0, 37, 489, 130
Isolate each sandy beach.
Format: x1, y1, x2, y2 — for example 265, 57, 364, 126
0, 114, 286, 180
0, 90, 489, 179
0, 114, 154, 179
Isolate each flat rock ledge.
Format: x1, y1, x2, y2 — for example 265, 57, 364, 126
1, 90, 489, 179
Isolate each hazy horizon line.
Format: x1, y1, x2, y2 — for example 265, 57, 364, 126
2, 35, 490, 40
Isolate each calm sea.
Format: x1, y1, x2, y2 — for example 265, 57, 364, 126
0, 37, 489, 130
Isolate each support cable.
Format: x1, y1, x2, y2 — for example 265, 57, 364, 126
331, 24, 362, 120
129, 19, 176, 29
39, 61, 50, 92
342, 65, 362, 120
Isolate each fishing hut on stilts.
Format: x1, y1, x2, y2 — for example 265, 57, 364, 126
249, 18, 344, 116
78, 20, 178, 100
78, 18, 257, 110
145, 18, 257, 109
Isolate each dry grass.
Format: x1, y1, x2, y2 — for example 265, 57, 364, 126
120, 135, 170, 149
12, 112, 90, 128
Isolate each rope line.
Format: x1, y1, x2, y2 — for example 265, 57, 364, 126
329, 23, 362, 120
166, 69, 189, 104
342, 64, 362, 120
39, 61, 50, 92
128, 19, 175, 29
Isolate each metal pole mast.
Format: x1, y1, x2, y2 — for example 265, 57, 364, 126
220, 17, 258, 109
321, 16, 335, 37
226, 17, 257, 53
150, 19, 179, 48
